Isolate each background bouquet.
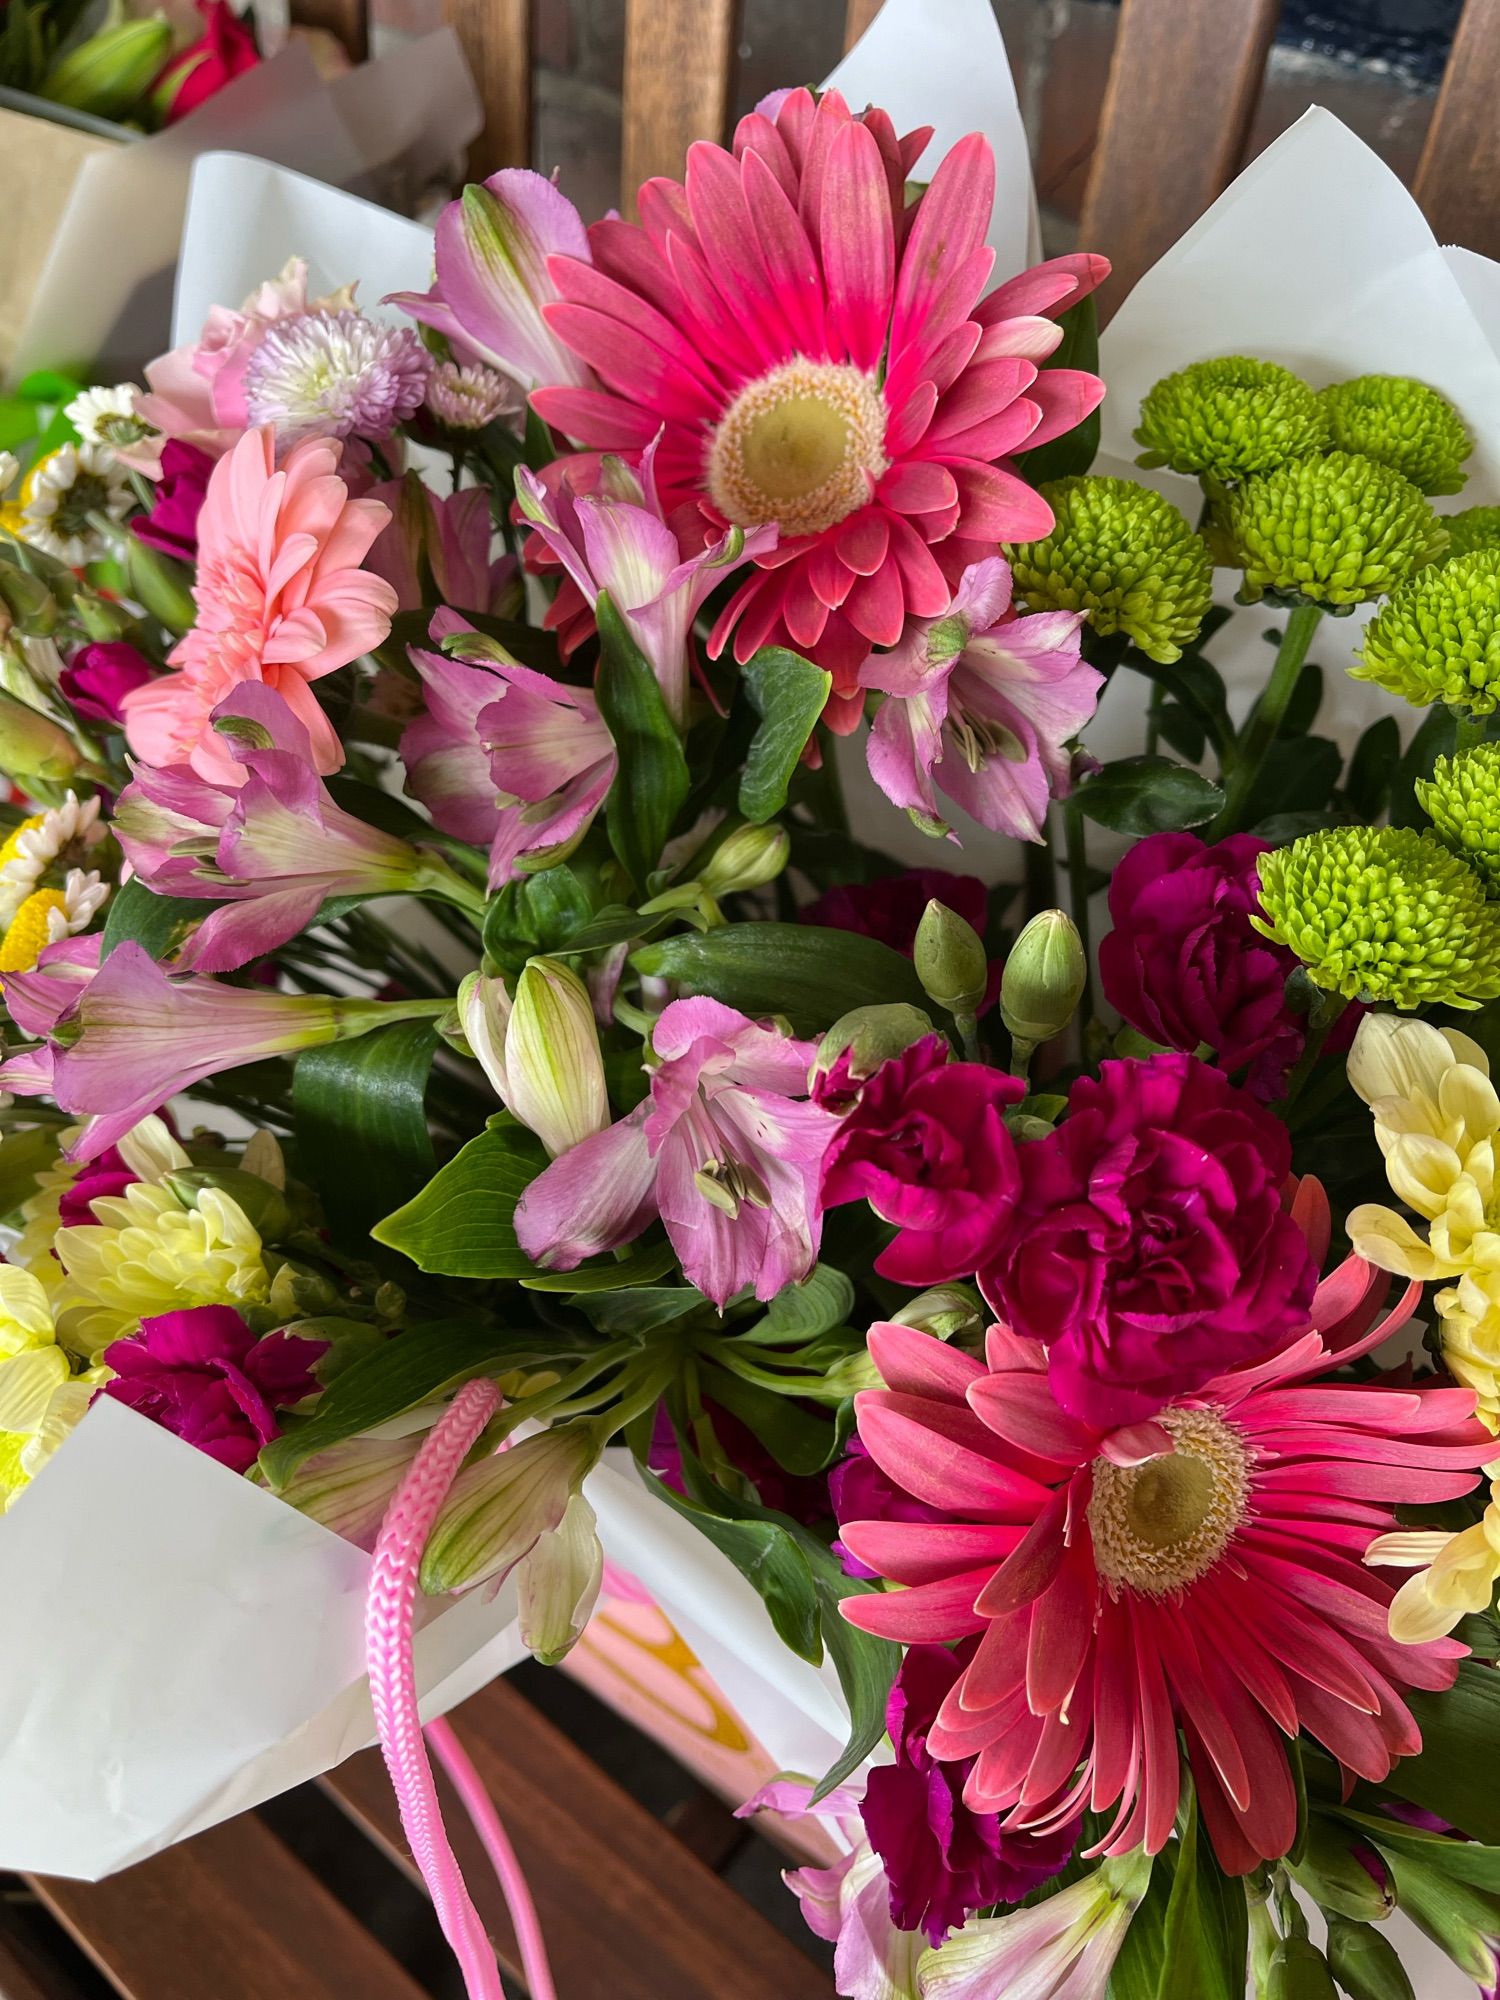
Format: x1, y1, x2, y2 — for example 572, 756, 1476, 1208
4, 31, 1500, 2000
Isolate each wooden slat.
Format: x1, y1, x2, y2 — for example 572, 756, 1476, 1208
843, 0, 883, 51
444, 0, 534, 185
0, 1917, 63, 2000
621, 0, 739, 212
322, 1680, 834, 2000
1414, 0, 1500, 257
27, 1815, 426, 2000
286, 0, 368, 65
1078, 0, 1281, 320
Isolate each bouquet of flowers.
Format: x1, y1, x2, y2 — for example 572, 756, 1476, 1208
7, 49, 1500, 2000
2, 0, 261, 131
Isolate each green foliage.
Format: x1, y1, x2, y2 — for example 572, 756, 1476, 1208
595, 590, 689, 892
1074, 755, 1225, 834
632, 922, 931, 1037
373, 1116, 546, 1278
100, 877, 206, 962
1018, 295, 1102, 484
293, 1022, 438, 1236
737, 646, 832, 823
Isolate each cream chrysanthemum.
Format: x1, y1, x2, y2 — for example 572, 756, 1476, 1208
19, 444, 132, 566
1366, 1470, 1500, 1641
0, 1266, 97, 1512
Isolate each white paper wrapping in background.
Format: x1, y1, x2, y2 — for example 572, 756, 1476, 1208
0, 1398, 522, 1879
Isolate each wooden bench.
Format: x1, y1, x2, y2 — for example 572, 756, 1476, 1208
3, 1674, 834, 1998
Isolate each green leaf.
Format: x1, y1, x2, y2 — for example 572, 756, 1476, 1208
594, 589, 690, 892
641, 1463, 823, 1660
1390, 1661, 1500, 1844
372, 1116, 546, 1277
1389, 704, 1456, 830
1156, 1782, 1248, 2000
100, 876, 207, 962
547, 904, 657, 956
1016, 294, 1101, 485
293, 1021, 438, 1236
700, 1363, 841, 1476
1125, 655, 1233, 762
632, 922, 931, 1037
0, 1121, 61, 1220
744, 1265, 857, 1347
1108, 1853, 1168, 2000
259, 1318, 554, 1490
737, 646, 833, 823
481, 866, 593, 974
1253, 734, 1343, 817
1075, 755, 1224, 835
573, 1286, 708, 1336
1345, 715, 1402, 821
1278, 660, 1325, 739
518, 1237, 679, 1292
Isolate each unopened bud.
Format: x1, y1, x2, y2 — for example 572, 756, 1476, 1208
0, 565, 58, 637
41, 15, 174, 118
72, 591, 135, 643
0, 688, 80, 786
1324, 1919, 1414, 2000
892, 1284, 985, 1346
812, 1002, 934, 1094
504, 957, 609, 1157
1000, 909, 1086, 1048
280, 1434, 422, 1549
698, 822, 790, 898
517, 1490, 603, 1664
1267, 1935, 1338, 2000
1287, 1821, 1394, 1924
268, 1264, 340, 1318
914, 898, 988, 1016
421, 1422, 601, 1594
122, 534, 197, 636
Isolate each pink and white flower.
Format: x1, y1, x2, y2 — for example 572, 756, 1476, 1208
515, 996, 834, 1305
860, 558, 1100, 842
121, 427, 398, 785
366, 477, 516, 617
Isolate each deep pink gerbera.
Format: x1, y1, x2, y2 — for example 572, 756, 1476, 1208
531, 88, 1107, 730
840, 1251, 1491, 1876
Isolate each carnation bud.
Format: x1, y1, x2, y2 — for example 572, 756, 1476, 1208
0, 564, 59, 637
122, 534, 197, 637
268, 1263, 340, 1318
1323, 1919, 1415, 2000
697, 821, 790, 898
72, 590, 136, 643
812, 1002, 934, 1088
914, 899, 988, 1017
420, 1423, 601, 1594
892, 1284, 985, 1346
0, 689, 81, 787
1287, 1821, 1395, 1923
40, 14, 174, 118
517, 1490, 603, 1664
1266, 1935, 1338, 2000
504, 957, 609, 1158
1001, 909, 1087, 1048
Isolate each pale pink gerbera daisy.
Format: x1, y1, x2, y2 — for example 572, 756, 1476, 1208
122, 427, 398, 785
531, 88, 1106, 730
840, 1250, 1491, 1876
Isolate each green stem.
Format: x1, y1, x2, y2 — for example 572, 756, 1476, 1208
1064, 792, 1095, 1041
1279, 991, 1348, 1111
419, 861, 488, 924
1455, 710, 1487, 756
487, 1341, 635, 1437
1023, 809, 1057, 919
1209, 602, 1323, 837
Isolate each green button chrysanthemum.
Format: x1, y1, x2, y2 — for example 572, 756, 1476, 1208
1444, 506, 1500, 562
1135, 357, 1328, 482
1253, 825, 1500, 1009
1227, 450, 1445, 610
1005, 475, 1213, 664
1418, 745, 1500, 892
1353, 548, 1500, 713
1318, 375, 1472, 496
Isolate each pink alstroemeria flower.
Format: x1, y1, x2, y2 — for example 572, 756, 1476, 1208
388, 169, 595, 391
403, 613, 617, 889
366, 476, 516, 616
114, 683, 466, 974
515, 997, 833, 1306
516, 440, 775, 726
121, 427, 398, 785
861, 558, 1101, 843
0, 933, 102, 1094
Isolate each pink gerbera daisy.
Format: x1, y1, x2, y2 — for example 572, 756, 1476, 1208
839, 1245, 1491, 1876
530, 88, 1107, 730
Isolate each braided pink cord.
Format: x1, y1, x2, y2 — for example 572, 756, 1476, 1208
364, 1378, 557, 2000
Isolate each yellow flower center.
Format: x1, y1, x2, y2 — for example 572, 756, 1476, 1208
706, 359, 887, 538
1088, 1408, 1251, 1596
0, 887, 66, 973
0, 814, 48, 873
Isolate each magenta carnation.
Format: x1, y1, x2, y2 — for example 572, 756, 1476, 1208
860, 1644, 1076, 1945
132, 439, 213, 562
1098, 832, 1307, 1093
802, 869, 987, 953
819, 1035, 1024, 1286
60, 640, 156, 726
980, 1052, 1319, 1425
102, 1305, 326, 1473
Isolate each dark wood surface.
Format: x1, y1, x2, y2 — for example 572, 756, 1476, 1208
1078, 0, 1282, 319
444, 0, 533, 185
321, 1678, 834, 2000
28, 1815, 428, 2000
0, 1917, 63, 2000
620, 0, 739, 211
1414, 0, 1500, 257
843, 0, 884, 51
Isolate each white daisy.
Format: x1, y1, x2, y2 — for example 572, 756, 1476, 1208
0, 791, 104, 929
63, 384, 148, 452
21, 444, 132, 567
51, 867, 109, 940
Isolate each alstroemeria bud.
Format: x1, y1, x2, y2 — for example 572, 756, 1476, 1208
812, 1002, 934, 1090
1287, 1821, 1395, 1923
420, 1422, 601, 1594
0, 689, 81, 786
501, 957, 609, 1158
697, 822, 790, 898
0, 564, 59, 637
41, 15, 174, 118
280, 1434, 422, 1551
1000, 909, 1087, 1048
914, 898, 988, 1017
892, 1284, 984, 1346
1324, 1919, 1415, 2000
517, 1490, 603, 1664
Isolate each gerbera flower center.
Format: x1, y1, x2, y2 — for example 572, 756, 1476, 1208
706, 359, 887, 538
1088, 1408, 1251, 1596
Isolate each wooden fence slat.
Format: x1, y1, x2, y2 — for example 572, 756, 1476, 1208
843, 0, 884, 51
321, 1679, 835, 2000
444, 0, 533, 185
1078, 0, 1282, 320
28, 1816, 427, 2000
286, 0, 367, 65
1413, 0, 1500, 257
621, 0, 739, 211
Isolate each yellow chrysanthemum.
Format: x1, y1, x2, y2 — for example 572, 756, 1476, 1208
1366, 1469, 1500, 1642
0, 1266, 94, 1513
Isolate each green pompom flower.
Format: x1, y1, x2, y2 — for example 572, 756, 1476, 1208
1318, 375, 1472, 496
1252, 825, 1500, 1009
1005, 475, 1213, 663
1444, 506, 1500, 561
1418, 745, 1500, 892
1353, 548, 1500, 713
1227, 450, 1445, 610
1134, 357, 1328, 482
